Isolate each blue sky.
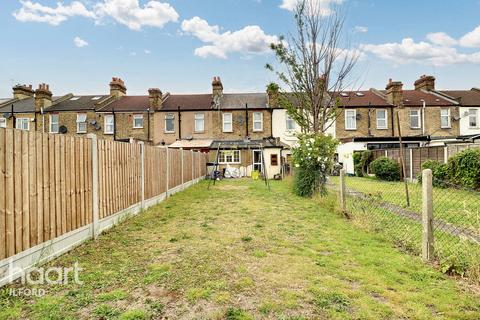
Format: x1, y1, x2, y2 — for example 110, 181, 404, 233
1, 0, 480, 98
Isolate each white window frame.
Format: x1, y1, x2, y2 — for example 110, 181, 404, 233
410, 109, 421, 129
165, 113, 175, 133
376, 109, 388, 129
223, 113, 233, 133
469, 109, 478, 128
345, 109, 357, 130
49, 114, 59, 133
218, 150, 241, 164
194, 113, 205, 133
0, 117, 6, 128
76, 113, 87, 133
15, 118, 30, 131
104, 114, 114, 135
253, 112, 263, 132
133, 114, 144, 129
286, 114, 296, 131
440, 108, 451, 128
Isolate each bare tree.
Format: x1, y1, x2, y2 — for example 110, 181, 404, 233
267, 0, 359, 134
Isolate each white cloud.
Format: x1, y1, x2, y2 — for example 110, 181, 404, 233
144, 49, 151, 54
426, 32, 457, 47
13, 0, 95, 26
73, 36, 88, 47
13, 0, 179, 31
354, 26, 368, 33
459, 26, 480, 48
280, 0, 343, 16
181, 17, 279, 59
94, 0, 179, 31
362, 38, 480, 66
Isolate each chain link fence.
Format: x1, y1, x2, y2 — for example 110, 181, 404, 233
330, 173, 480, 284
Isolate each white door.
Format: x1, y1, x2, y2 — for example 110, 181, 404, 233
253, 150, 263, 172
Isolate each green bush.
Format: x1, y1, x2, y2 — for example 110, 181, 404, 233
418, 160, 449, 187
353, 150, 373, 177
447, 149, 480, 189
369, 157, 400, 181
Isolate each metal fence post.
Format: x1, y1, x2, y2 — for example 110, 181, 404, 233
140, 142, 145, 210
339, 169, 346, 213
87, 134, 99, 239
422, 169, 434, 262
166, 147, 170, 197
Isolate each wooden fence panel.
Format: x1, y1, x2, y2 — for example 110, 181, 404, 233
0, 129, 5, 259
183, 150, 193, 183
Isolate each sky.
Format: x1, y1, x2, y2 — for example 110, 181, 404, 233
1, 0, 480, 98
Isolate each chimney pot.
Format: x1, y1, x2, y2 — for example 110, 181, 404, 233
414, 75, 435, 91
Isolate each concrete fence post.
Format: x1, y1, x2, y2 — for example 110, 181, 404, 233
140, 142, 145, 210
443, 146, 448, 164
339, 169, 346, 213
422, 169, 434, 262
180, 147, 184, 189
409, 148, 413, 181
87, 134, 100, 239
166, 147, 170, 197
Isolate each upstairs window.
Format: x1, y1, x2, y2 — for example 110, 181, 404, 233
104, 115, 114, 134
345, 109, 356, 130
223, 113, 233, 132
0, 117, 6, 128
376, 109, 388, 129
440, 108, 451, 128
49, 114, 59, 133
410, 109, 421, 129
165, 113, 175, 133
286, 114, 296, 131
194, 113, 205, 132
133, 114, 144, 129
77, 113, 87, 133
16, 118, 30, 131
469, 109, 478, 128
253, 112, 263, 131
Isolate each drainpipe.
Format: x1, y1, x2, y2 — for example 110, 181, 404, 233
367, 103, 372, 136
245, 103, 249, 137
147, 107, 151, 142
421, 99, 426, 136
113, 108, 117, 141
177, 106, 182, 140
390, 106, 395, 136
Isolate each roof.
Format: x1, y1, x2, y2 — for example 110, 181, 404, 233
377, 90, 456, 106
220, 93, 268, 109
47, 95, 110, 112
336, 90, 391, 107
437, 90, 480, 106
98, 96, 149, 112
0, 98, 35, 113
161, 94, 213, 111
169, 139, 214, 149
211, 138, 287, 149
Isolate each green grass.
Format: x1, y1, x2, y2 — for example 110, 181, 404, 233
1, 179, 479, 319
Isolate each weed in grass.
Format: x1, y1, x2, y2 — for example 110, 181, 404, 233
241, 236, 253, 242
186, 288, 211, 303
313, 291, 350, 312
143, 263, 170, 285
0, 302, 22, 320
235, 277, 255, 290
93, 304, 121, 319
213, 291, 231, 304
224, 307, 254, 320
119, 309, 150, 320
252, 250, 267, 258
29, 296, 71, 320
97, 289, 129, 302
147, 301, 164, 314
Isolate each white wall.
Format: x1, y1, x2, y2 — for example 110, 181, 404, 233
263, 148, 282, 179
272, 109, 300, 148
337, 142, 367, 175
459, 107, 480, 136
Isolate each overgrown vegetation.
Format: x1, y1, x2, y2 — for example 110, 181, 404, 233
448, 148, 480, 189
418, 160, 449, 187
353, 150, 373, 177
369, 156, 400, 181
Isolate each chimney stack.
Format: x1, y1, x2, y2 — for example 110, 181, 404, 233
148, 88, 162, 111
34, 83, 52, 112
212, 76, 223, 98
13, 84, 34, 100
414, 75, 436, 91
385, 79, 404, 107
266, 83, 279, 108
109, 77, 127, 98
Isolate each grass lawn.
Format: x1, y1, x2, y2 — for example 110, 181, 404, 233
1, 179, 479, 319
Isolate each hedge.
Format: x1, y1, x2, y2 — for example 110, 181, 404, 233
369, 157, 400, 181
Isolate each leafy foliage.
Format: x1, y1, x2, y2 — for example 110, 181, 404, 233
447, 149, 480, 189
353, 150, 372, 177
369, 157, 400, 181
417, 160, 449, 187
292, 134, 338, 197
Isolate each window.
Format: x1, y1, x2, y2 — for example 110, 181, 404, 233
253, 112, 263, 131
194, 113, 205, 132
440, 108, 451, 128
223, 113, 233, 132
49, 114, 59, 133
286, 114, 296, 131
165, 113, 175, 133
76, 113, 87, 133
0, 118, 6, 128
219, 150, 240, 164
133, 114, 144, 129
410, 109, 421, 129
376, 109, 388, 129
270, 154, 279, 166
345, 109, 356, 130
15, 118, 30, 131
104, 115, 114, 134
469, 109, 478, 128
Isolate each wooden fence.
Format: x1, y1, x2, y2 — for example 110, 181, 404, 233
0, 127, 207, 276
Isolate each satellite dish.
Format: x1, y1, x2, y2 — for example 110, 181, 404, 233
236, 115, 244, 124
90, 120, 97, 125
355, 114, 362, 120
3, 112, 12, 119
452, 115, 461, 121
94, 124, 101, 131
59, 125, 68, 134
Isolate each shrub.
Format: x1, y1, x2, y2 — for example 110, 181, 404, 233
369, 157, 400, 181
418, 160, 449, 187
353, 150, 373, 177
447, 149, 480, 189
